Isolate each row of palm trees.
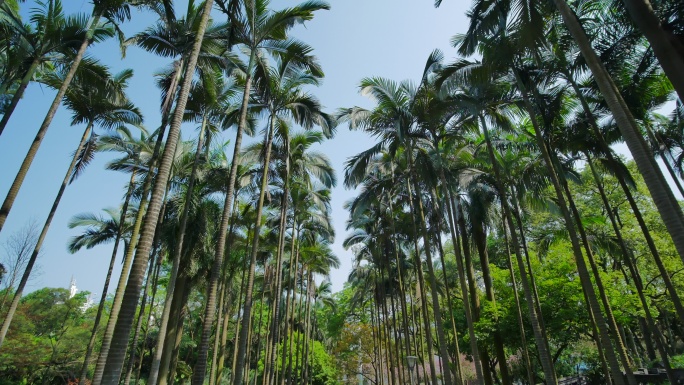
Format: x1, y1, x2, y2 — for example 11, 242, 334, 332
337, 0, 684, 384
0, 0, 342, 384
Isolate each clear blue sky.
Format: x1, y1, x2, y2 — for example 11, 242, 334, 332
0, 0, 471, 296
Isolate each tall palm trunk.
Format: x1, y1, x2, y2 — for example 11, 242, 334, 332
478, 116, 556, 385
193, 86, 251, 381
643, 125, 684, 197
410, 176, 454, 385
215, 203, 243, 384
149, 117, 207, 385
388, 274, 408, 385
210, 276, 227, 385
405, 177, 439, 385
100, 1, 215, 381
169, 284, 193, 383
301, 273, 314, 385
441, 179, 485, 385
557, 156, 637, 385
370, 297, 382, 385
0, 58, 41, 136
0, 12, 102, 233
509, 186, 549, 342
231, 248, 253, 385
92, 135, 170, 385
91, 56, 180, 385
620, 0, 684, 102
500, 216, 535, 385
158, 264, 189, 384
514, 68, 625, 385
470, 192, 510, 384
378, 268, 396, 385
78, 168, 137, 384
553, 0, 684, 265
586, 153, 678, 385
432, 220, 464, 385
135, 254, 163, 384
567, 71, 684, 325
280, 222, 299, 385
231, 114, 276, 385
0, 121, 92, 348
123, 248, 158, 385
215, 274, 237, 384
293, 264, 307, 384
264, 160, 290, 385
456, 199, 494, 385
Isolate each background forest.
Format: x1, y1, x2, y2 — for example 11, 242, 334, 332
0, 0, 683, 385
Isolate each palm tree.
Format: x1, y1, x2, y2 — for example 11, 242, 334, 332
236, 50, 334, 385
549, 0, 684, 266
0, 0, 110, 136
98, 0, 218, 382
340, 67, 461, 385
0, 0, 147, 234
89, 66, 181, 385
197, 2, 331, 384
258, 128, 336, 385
147, 72, 240, 385
0, 65, 142, 349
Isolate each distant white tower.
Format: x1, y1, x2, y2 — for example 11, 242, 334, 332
69, 276, 78, 299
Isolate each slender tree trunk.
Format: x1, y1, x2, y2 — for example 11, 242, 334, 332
0, 13, 101, 233
281, 222, 299, 385
567, 71, 684, 326
231, 114, 276, 385
478, 116, 556, 385
168, 289, 192, 385
500, 216, 535, 385
264, 170, 290, 385
621, 0, 684, 102
644, 126, 684, 198
99, 1, 214, 381
405, 177, 439, 385
231, 249, 252, 385
457, 200, 494, 385
92, 56, 179, 385
0, 122, 92, 348
515, 68, 624, 385
554, 0, 684, 265
301, 273, 314, 385
411, 176, 454, 385
293, 264, 306, 384
210, 278, 227, 385
135, 255, 163, 385
433, 219, 464, 385
123, 250, 157, 385
285, 229, 302, 385
639, 318, 657, 362
0, 58, 40, 136
158, 268, 189, 384
388, 275, 408, 385
510, 186, 549, 342
443, 185, 485, 385
586, 154, 677, 384
216, 275, 237, 384
471, 214, 510, 385
385, 193, 413, 372
557, 155, 637, 385
214, 191, 241, 384
149, 118, 207, 385
78, 168, 137, 385
92, 152, 169, 385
